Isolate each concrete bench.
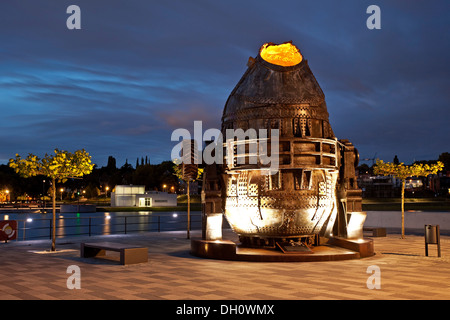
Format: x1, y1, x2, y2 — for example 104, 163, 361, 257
81, 242, 148, 265
363, 227, 387, 237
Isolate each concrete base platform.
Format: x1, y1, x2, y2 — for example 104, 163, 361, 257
191, 237, 374, 262
327, 237, 374, 258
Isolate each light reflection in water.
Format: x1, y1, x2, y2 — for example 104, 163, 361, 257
103, 213, 111, 235
57, 214, 65, 238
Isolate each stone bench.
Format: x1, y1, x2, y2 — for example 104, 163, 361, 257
81, 242, 148, 265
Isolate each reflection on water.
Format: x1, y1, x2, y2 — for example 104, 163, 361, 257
104, 212, 111, 235
57, 214, 65, 236
1, 211, 202, 241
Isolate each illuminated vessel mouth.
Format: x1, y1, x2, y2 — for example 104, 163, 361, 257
259, 42, 303, 67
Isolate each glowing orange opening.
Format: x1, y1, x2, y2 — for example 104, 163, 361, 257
260, 42, 302, 67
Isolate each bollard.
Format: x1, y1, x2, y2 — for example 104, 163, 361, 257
425, 225, 441, 257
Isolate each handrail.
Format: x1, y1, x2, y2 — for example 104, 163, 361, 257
2, 213, 202, 241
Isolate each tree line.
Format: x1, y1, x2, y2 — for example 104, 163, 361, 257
0, 155, 179, 201
357, 152, 450, 176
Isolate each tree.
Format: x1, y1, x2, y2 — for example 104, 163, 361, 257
357, 163, 371, 174
438, 152, 450, 172
373, 159, 444, 239
9, 149, 94, 251
106, 156, 116, 171
393, 155, 399, 165
84, 183, 100, 198
173, 158, 203, 239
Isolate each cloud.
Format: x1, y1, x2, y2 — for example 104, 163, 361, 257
0, 0, 448, 166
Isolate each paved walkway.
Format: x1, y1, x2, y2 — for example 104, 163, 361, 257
1, 229, 449, 300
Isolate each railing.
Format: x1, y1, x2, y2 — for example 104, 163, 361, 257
4, 214, 202, 241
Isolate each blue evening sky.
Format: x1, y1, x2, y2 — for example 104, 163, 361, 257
0, 0, 449, 167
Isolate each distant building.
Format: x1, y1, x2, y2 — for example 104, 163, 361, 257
438, 175, 450, 196
405, 178, 423, 190
357, 175, 401, 198
357, 172, 446, 198
110, 185, 177, 207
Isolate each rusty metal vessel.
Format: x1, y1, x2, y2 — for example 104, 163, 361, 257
202, 42, 362, 247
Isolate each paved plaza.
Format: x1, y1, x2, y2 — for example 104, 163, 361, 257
0, 229, 449, 300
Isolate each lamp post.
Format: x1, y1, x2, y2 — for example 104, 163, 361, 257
60, 188, 64, 201
42, 179, 46, 211
77, 190, 80, 213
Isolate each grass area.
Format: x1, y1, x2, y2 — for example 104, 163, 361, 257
91, 194, 203, 212
176, 194, 201, 204
97, 203, 202, 212
95, 195, 450, 212
362, 198, 450, 211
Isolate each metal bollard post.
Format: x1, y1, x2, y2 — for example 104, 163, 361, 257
425, 225, 441, 257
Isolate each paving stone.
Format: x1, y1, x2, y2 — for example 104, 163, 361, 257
0, 230, 449, 300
